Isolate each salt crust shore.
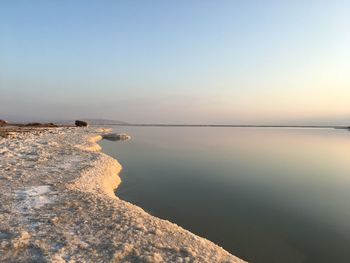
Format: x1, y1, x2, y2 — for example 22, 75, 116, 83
0, 127, 245, 262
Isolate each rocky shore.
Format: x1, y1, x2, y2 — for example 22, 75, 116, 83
0, 127, 245, 262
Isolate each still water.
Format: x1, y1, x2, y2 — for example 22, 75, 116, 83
99, 127, 350, 263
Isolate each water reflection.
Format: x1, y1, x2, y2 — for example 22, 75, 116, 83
99, 127, 350, 263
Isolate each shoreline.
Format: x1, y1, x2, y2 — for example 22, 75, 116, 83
0, 127, 245, 262
94, 123, 349, 129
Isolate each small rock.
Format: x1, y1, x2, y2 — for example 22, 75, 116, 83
75, 120, 88, 127
0, 120, 8, 126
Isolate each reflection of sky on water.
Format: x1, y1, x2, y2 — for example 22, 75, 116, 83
100, 127, 350, 263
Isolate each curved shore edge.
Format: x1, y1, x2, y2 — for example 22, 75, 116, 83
0, 127, 246, 262
71, 133, 122, 199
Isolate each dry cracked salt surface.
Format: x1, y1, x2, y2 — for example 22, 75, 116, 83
0, 127, 246, 263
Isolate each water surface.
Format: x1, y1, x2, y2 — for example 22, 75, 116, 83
99, 127, 350, 263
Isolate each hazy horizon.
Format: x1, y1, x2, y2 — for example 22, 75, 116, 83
1, 1, 349, 124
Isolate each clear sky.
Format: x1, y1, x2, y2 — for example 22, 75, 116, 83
1, 0, 349, 124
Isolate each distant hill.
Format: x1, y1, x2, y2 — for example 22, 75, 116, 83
79, 118, 128, 125
0, 114, 127, 125
57, 118, 128, 125
0, 113, 32, 123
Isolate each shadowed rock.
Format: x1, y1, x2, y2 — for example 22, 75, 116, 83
0, 120, 8, 126
75, 120, 88, 127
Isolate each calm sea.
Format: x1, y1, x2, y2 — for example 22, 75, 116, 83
99, 126, 350, 263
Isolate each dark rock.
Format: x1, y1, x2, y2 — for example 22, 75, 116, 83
0, 120, 8, 126
75, 120, 88, 127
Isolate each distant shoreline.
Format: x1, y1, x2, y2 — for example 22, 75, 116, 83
94, 123, 349, 129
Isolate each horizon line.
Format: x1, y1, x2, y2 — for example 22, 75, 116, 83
98, 123, 349, 129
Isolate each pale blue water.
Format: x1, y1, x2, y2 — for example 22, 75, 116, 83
99, 127, 350, 263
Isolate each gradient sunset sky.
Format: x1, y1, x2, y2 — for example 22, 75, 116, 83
1, 1, 349, 124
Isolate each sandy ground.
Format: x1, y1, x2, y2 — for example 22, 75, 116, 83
0, 127, 245, 262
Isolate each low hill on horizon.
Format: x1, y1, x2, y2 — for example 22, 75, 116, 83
53, 118, 128, 125
0, 114, 127, 125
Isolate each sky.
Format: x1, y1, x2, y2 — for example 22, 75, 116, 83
1, 0, 349, 124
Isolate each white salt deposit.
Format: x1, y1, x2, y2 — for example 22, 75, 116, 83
15, 185, 53, 209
